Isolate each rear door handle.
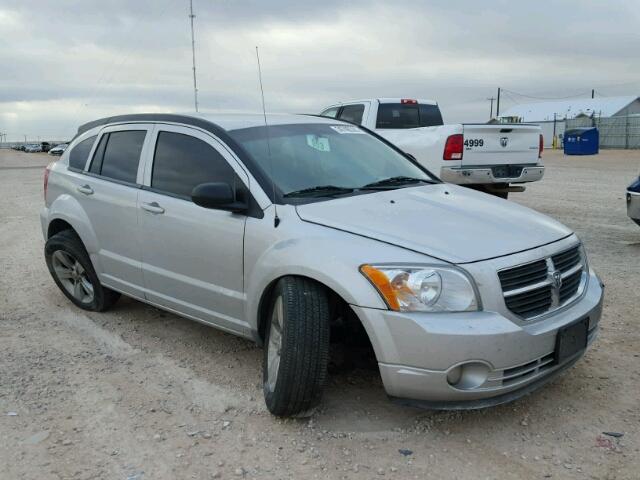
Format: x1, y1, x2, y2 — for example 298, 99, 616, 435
141, 201, 165, 214
77, 184, 94, 195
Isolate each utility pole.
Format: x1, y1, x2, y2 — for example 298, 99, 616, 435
496, 87, 501, 118
591, 89, 595, 99
189, 0, 199, 112
487, 97, 495, 119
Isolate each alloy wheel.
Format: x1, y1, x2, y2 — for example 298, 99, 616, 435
51, 250, 94, 303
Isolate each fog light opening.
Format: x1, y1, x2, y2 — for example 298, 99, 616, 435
446, 366, 462, 386
446, 362, 491, 390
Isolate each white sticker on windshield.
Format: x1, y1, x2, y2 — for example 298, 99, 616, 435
330, 125, 365, 134
306, 134, 331, 152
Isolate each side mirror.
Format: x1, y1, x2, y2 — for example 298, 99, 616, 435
191, 182, 248, 213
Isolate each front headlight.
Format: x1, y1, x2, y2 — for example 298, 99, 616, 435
360, 264, 480, 312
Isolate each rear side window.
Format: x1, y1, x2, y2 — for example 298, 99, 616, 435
68, 135, 96, 170
376, 103, 444, 129
89, 130, 146, 184
151, 131, 238, 199
338, 104, 365, 124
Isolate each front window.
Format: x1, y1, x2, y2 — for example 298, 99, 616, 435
228, 123, 435, 203
338, 104, 365, 124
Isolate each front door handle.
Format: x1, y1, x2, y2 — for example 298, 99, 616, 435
141, 201, 165, 214
77, 184, 94, 195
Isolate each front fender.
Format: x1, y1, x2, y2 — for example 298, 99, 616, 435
243, 207, 434, 335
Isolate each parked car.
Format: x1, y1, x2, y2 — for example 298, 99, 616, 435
48, 143, 68, 156
41, 113, 603, 416
627, 175, 640, 226
320, 98, 544, 198
41, 142, 51, 152
11, 145, 23, 151
24, 144, 43, 153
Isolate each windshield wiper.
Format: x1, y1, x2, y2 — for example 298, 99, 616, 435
283, 185, 355, 198
361, 176, 433, 190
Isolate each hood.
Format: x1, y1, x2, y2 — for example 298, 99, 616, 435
295, 184, 572, 264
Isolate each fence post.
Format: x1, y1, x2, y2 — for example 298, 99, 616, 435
626, 113, 630, 149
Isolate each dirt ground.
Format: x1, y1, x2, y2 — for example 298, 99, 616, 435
1, 148, 638, 480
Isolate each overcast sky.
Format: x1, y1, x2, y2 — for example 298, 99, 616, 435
1, 0, 639, 141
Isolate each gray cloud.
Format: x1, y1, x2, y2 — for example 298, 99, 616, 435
1, 0, 639, 141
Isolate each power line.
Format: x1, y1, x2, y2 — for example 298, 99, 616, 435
501, 88, 592, 101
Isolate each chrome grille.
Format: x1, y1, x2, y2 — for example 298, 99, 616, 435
498, 245, 586, 320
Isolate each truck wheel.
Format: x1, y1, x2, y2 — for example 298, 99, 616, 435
45, 230, 120, 312
263, 277, 331, 417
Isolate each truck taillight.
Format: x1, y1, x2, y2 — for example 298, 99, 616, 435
538, 134, 544, 158
443, 134, 464, 160
401, 99, 418, 104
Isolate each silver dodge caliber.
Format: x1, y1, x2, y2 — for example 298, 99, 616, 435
41, 113, 604, 416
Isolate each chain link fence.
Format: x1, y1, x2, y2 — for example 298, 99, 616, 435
566, 115, 640, 149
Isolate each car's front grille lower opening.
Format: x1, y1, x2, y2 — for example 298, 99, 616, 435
501, 353, 555, 386
498, 245, 585, 320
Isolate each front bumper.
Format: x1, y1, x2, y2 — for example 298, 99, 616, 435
440, 165, 544, 185
352, 269, 603, 408
627, 191, 640, 225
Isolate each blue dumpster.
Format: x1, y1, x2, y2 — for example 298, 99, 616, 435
564, 127, 599, 155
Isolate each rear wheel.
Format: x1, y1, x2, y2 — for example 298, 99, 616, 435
45, 230, 120, 311
263, 277, 331, 417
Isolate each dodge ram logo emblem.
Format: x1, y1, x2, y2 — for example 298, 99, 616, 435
551, 270, 563, 289
500, 137, 509, 148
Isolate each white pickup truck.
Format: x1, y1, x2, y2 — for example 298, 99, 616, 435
320, 98, 544, 198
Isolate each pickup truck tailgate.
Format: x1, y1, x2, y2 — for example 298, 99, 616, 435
462, 124, 540, 166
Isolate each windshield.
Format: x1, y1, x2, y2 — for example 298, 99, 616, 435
228, 123, 435, 201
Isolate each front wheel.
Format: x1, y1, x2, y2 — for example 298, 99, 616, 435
263, 277, 331, 417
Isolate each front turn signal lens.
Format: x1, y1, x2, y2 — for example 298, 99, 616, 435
360, 264, 400, 310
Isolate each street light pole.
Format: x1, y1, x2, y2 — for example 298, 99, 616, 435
189, 0, 199, 112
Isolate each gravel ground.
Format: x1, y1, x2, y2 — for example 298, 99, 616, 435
0, 148, 638, 480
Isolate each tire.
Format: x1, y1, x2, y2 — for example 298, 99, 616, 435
45, 229, 120, 312
263, 277, 331, 417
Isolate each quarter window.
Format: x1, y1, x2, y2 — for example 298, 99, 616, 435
89, 130, 146, 183
338, 104, 365, 124
320, 107, 339, 118
151, 131, 238, 199
68, 135, 96, 170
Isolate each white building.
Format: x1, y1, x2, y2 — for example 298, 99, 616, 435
499, 96, 640, 147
